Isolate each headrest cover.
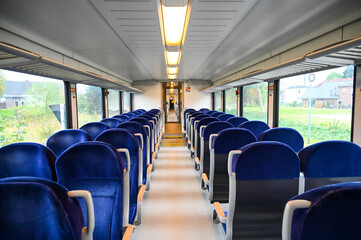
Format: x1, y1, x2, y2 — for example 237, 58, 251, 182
298, 140, 361, 178
233, 141, 300, 180
80, 122, 110, 139
57, 142, 124, 179
0, 177, 83, 240
258, 127, 304, 152
202, 121, 233, 141
213, 128, 257, 154
95, 129, 139, 156
100, 118, 122, 128
46, 129, 92, 157
218, 114, 234, 121
238, 120, 270, 138
196, 117, 219, 131
0, 142, 56, 180
227, 117, 248, 127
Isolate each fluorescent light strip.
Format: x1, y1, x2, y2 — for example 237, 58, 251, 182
168, 66, 178, 74
166, 51, 180, 65
162, 5, 188, 46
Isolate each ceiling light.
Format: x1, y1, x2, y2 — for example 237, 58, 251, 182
162, 5, 188, 46
168, 74, 177, 79
168, 67, 178, 75
166, 51, 180, 65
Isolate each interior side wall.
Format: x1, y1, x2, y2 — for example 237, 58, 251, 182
183, 81, 212, 110
133, 82, 162, 110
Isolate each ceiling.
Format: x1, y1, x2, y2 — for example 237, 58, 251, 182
0, 0, 361, 87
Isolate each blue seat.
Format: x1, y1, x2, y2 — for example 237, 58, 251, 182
258, 127, 304, 152
200, 122, 233, 183
46, 129, 92, 157
199, 108, 210, 113
100, 118, 122, 128
56, 142, 129, 240
131, 118, 153, 164
137, 109, 146, 114
226, 117, 248, 127
190, 114, 208, 154
210, 112, 224, 117
113, 115, 130, 122
139, 115, 157, 150
213, 142, 300, 240
80, 122, 110, 139
186, 112, 203, 142
95, 129, 141, 225
0, 177, 94, 240
206, 110, 217, 116
118, 122, 148, 187
183, 108, 196, 132
218, 114, 234, 121
283, 182, 361, 240
207, 128, 257, 202
123, 112, 135, 119
299, 140, 361, 192
238, 120, 270, 138
0, 142, 57, 181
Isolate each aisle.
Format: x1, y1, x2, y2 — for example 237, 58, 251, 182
131, 146, 219, 240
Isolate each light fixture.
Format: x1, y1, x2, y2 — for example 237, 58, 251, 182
168, 67, 178, 75
162, 4, 188, 46
168, 74, 177, 79
166, 51, 180, 65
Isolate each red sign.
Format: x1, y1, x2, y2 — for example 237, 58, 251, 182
186, 87, 191, 92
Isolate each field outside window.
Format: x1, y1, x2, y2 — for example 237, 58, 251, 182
77, 84, 102, 128
243, 82, 268, 122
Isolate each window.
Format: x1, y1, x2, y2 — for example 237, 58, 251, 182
108, 89, 120, 117
243, 82, 268, 122
123, 91, 131, 113
225, 88, 237, 115
214, 91, 222, 111
0, 69, 66, 146
279, 65, 354, 145
77, 84, 102, 127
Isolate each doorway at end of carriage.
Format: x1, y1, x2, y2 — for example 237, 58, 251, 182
162, 82, 183, 124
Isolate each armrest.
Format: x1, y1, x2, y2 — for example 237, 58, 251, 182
202, 173, 209, 185
191, 146, 195, 152
155, 143, 160, 150
122, 225, 134, 240
137, 185, 146, 202
117, 148, 131, 173
195, 157, 200, 164
147, 164, 152, 175
134, 133, 144, 150
68, 190, 94, 240
213, 202, 227, 223
188, 139, 191, 144
152, 152, 156, 160
282, 200, 311, 240
209, 134, 218, 151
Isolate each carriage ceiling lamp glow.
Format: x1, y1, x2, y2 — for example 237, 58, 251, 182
167, 66, 178, 74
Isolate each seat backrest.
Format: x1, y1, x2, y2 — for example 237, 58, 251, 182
137, 109, 146, 114
46, 129, 92, 157
299, 140, 361, 191
80, 122, 110, 139
0, 142, 57, 181
210, 128, 257, 202
289, 182, 361, 240
228, 142, 300, 239
95, 129, 139, 224
100, 118, 122, 128
210, 112, 224, 117
0, 177, 84, 240
218, 113, 234, 121
112, 115, 130, 122
226, 117, 248, 127
206, 110, 217, 115
56, 142, 124, 240
195, 117, 219, 157
199, 108, 210, 113
123, 112, 135, 119
183, 108, 196, 130
238, 120, 270, 138
258, 127, 304, 152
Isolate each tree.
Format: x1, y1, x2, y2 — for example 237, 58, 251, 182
326, 72, 342, 80
342, 65, 354, 78
0, 70, 5, 96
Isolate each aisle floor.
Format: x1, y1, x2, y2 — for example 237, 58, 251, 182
131, 146, 219, 240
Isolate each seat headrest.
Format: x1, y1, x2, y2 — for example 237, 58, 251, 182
199, 108, 210, 113
0, 142, 56, 180
95, 129, 139, 155
100, 118, 122, 128
299, 140, 361, 177
206, 110, 217, 115
232, 141, 300, 180
202, 121, 233, 141
218, 114, 234, 121
131, 118, 151, 126
213, 128, 257, 154
210, 112, 224, 117
196, 117, 219, 131
258, 127, 304, 152
238, 120, 270, 138
46, 129, 92, 157
226, 117, 249, 127
56, 142, 124, 179
191, 114, 207, 124
112, 115, 130, 122
0, 177, 83, 240
80, 122, 110, 139
118, 122, 147, 139
184, 109, 196, 115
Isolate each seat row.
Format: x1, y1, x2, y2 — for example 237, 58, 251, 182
183, 108, 361, 239
0, 108, 164, 240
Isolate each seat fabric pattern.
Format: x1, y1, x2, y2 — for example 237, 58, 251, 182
238, 120, 270, 138
226, 117, 248, 127
80, 122, 110, 139
112, 115, 130, 122
100, 118, 122, 128
258, 127, 304, 152
218, 114, 234, 121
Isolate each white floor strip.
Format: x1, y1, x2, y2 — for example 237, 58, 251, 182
131, 146, 219, 240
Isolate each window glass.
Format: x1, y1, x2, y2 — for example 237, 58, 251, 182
214, 91, 222, 111
225, 88, 237, 115
123, 91, 131, 113
108, 89, 120, 117
243, 82, 268, 122
77, 84, 102, 127
279, 65, 353, 145
0, 70, 66, 146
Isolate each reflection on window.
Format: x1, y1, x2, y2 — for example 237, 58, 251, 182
279, 65, 353, 145
243, 82, 268, 122
123, 91, 131, 113
0, 70, 66, 146
214, 91, 222, 111
108, 89, 120, 117
225, 88, 237, 115
77, 84, 102, 127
